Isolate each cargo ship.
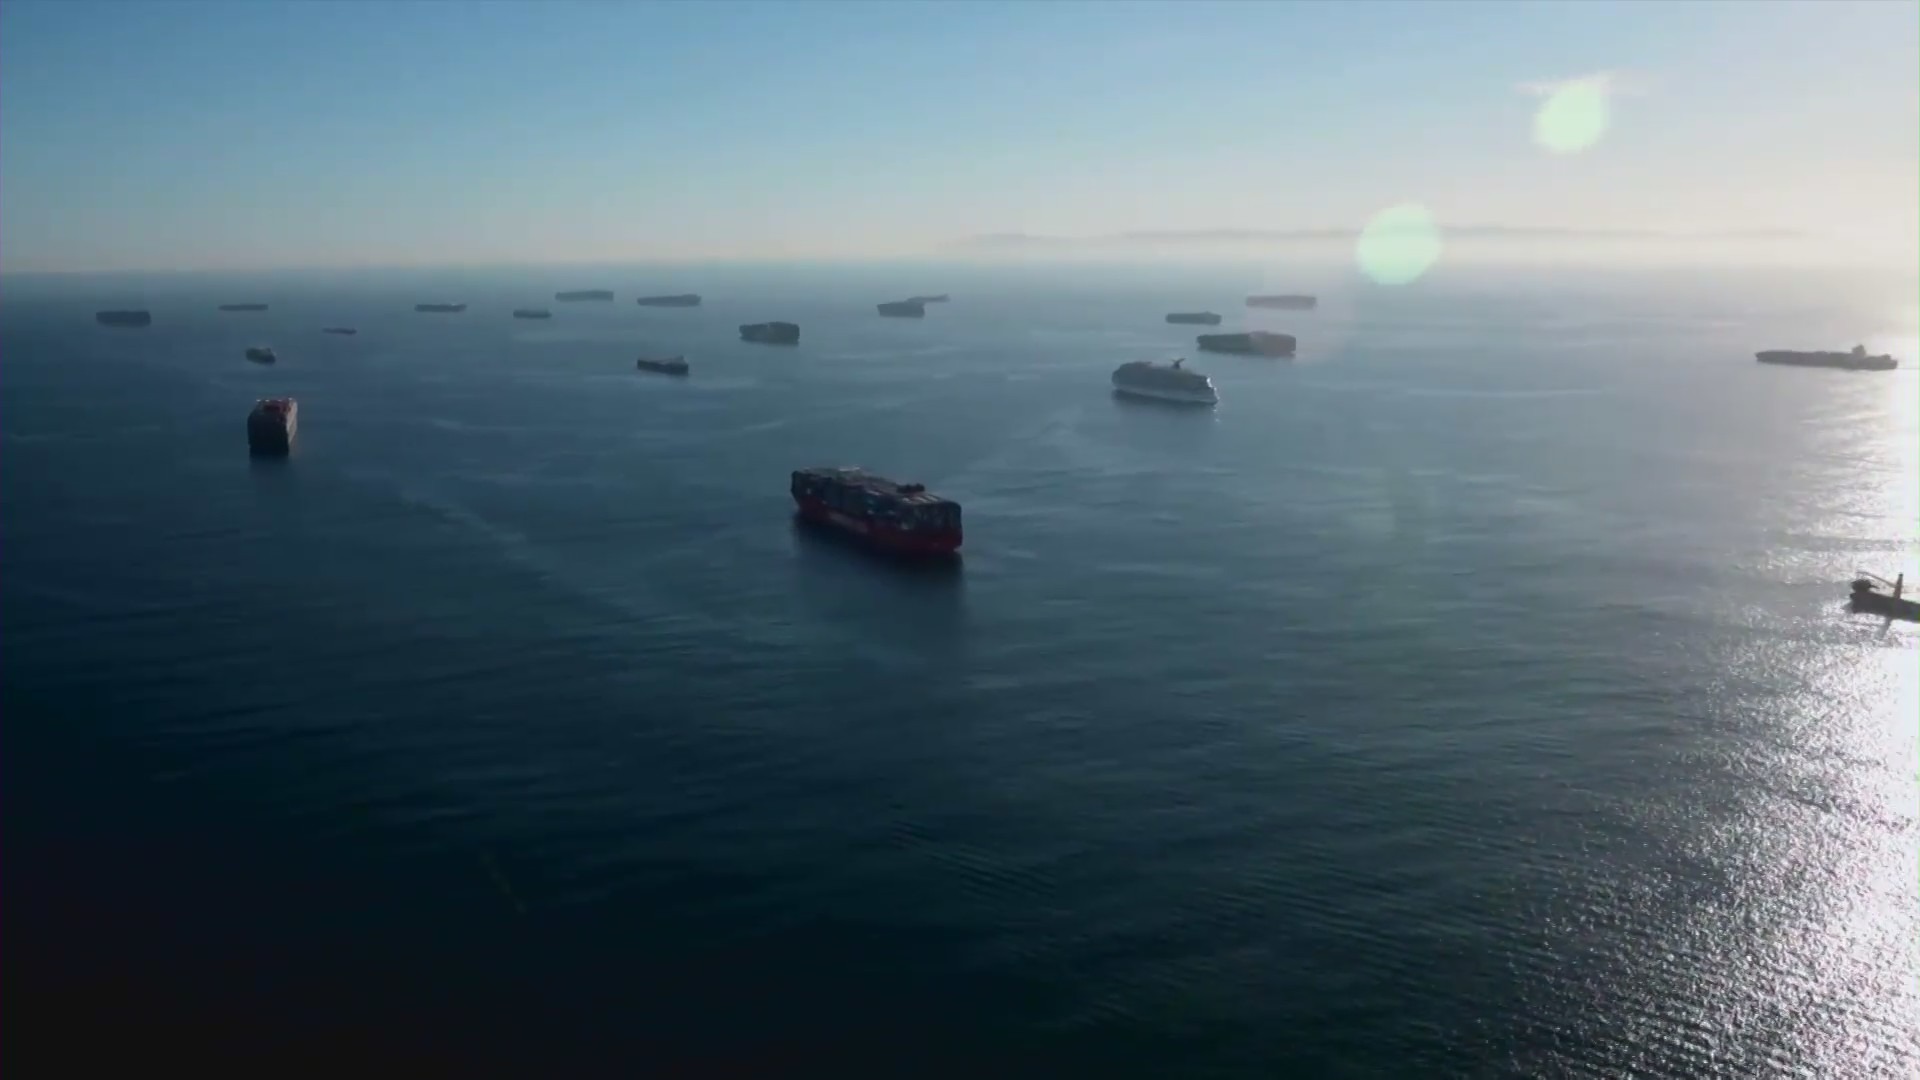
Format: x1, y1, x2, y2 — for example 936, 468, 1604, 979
909, 294, 950, 304
636, 354, 689, 375
95, 310, 152, 328
218, 303, 269, 312
322, 327, 357, 336
1247, 294, 1316, 310
513, 308, 553, 319
1198, 330, 1296, 356
1756, 345, 1897, 371
741, 321, 800, 345
555, 289, 614, 301
415, 303, 467, 313
1111, 358, 1217, 405
790, 466, 962, 556
245, 346, 277, 364
636, 294, 702, 307
877, 299, 927, 317
1165, 311, 1222, 325
247, 397, 297, 456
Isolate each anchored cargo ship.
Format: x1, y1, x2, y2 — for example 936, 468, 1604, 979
1111, 358, 1218, 405
790, 466, 963, 556
741, 321, 800, 344
1756, 345, 1897, 371
1198, 330, 1296, 356
247, 397, 297, 456
636, 355, 689, 375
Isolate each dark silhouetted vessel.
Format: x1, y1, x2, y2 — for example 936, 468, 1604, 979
741, 321, 800, 345
1247, 294, 1317, 310
95, 310, 152, 328
790, 466, 963, 556
1111, 358, 1218, 405
245, 346, 277, 364
1756, 345, 1897, 371
1198, 330, 1296, 356
636, 294, 702, 307
219, 303, 269, 312
1166, 311, 1222, 325
877, 299, 927, 317
322, 327, 357, 336
513, 308, 553, 319
636, 355, 689, 376
1850, 573, 1918, 622
415, 303, 466, 313
247, 397, 297, 456
555, 290, 613, 301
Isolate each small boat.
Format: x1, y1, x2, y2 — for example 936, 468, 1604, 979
636, 355, 689, 376
1111, 358, 1218, 405
555, 289, 613, 301
322, 327, 357, 335
877, 299, 926, 318
1247, 294, 1317, 310
414, 303, 467, 313
245, 346, 277, 364
512, 308, 553, 319
1197, 330, 1296, 357
247, 397, 298, 456
741, 321, 800, 345
790, 466, 962, 556
95, 310, 152, 328
636, 294, 702, 307
218, 303, 269, 312
1850, 572, 1919, 624
1165, 311, 1222, 325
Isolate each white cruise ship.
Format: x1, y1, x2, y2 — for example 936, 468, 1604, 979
1111, 358, 1218, 405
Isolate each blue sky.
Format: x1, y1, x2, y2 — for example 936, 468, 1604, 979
1, 0, 1913, 271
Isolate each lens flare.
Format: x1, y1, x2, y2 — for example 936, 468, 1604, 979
1534, 81, 1610, 154
1356, 204, 1442, 286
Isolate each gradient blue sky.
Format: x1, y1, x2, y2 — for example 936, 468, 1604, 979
2, 0, 1913, 271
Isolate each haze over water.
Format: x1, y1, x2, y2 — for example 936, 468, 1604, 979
3, 261, 1915, 1076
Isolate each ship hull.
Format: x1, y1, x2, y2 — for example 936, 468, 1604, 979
1851, 593, 1920, 621
793, 496, 961, 556
1756, 351, 1897, 371
1112, 382, 1217, 406
247, 419, 295, 456
1247, 295, 1316, 310
741, 322, 800, 345
1198, 332, 1295, 357
1166, 313, 1222, 325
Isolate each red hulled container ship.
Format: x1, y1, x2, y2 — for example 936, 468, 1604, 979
790, 466, 962, 556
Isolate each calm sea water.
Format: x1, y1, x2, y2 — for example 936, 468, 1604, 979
4, 262, 1916, 1077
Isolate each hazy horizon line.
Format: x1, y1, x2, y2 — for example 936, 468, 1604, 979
956, 225, 1815, 248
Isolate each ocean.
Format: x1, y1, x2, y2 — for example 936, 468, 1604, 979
3, 261, 1915, 1077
